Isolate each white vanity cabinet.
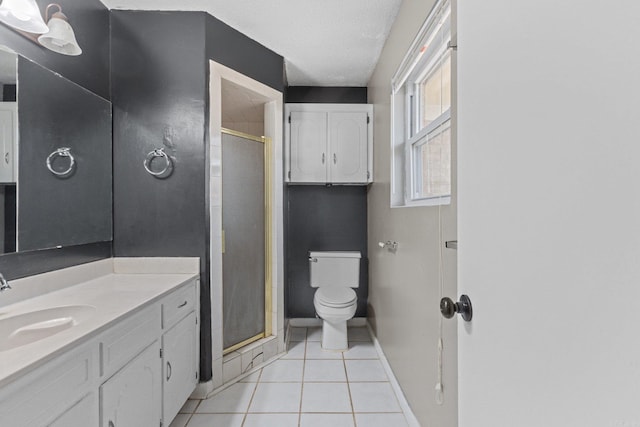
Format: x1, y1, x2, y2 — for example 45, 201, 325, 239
161, 282, 198, 424
0, 102, 17, 183
285, 103, 373, 185
0, 275, 200, 427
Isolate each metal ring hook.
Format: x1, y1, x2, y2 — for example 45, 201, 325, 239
46, 147, 75, 178
143, 148, 173, 178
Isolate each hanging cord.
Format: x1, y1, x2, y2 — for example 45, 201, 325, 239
435, 199, 445, 405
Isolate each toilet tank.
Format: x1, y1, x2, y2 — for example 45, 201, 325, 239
309, 251, 361, 288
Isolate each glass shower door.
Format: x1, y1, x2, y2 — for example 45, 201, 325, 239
221, 129, 270, 353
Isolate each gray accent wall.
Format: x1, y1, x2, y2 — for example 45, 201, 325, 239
286, 186, 368, 318
111, 11, 284, 382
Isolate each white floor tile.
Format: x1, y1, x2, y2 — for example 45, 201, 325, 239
249, 382, 302, 413
300, 413, 355, 427
349, 382, 402, 413
343, 342, 379, 359
243, 413, 299, 427
196, 382, 256, 413
301, 382, 352, 413
282, 340, 306, 359
305, 341, 343, 359
239, 369, 262, 382
179, 399, 199, 414
304, 359, 347, 382
289, 327, 307, 341
347, 327, 372, 342
354, 413, 409, 427
168, 413, 190, 427
187, 413, 244, 427
345, 360, 388, 382
260, 359, 304, 382
306, 327, 323, 341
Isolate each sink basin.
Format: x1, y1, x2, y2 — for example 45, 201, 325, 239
0, 305, 96, 351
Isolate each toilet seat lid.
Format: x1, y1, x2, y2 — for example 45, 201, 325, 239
315, 287, 357, 308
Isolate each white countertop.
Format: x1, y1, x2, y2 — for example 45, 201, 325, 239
0, 258, 199, 388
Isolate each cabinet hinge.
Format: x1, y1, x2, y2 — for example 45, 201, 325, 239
160, 348, 163, 358
196, 371, 199, 380
367, 115, 370, 124
288, 115, 291, 124
287, 170, 291, 180
160, 421, 163, 427
367, 171, 370, 180
195, 317, 198, 325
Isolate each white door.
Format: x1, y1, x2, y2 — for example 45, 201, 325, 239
457, 2, 640, 426
100, 341, 161, 427
0, 103, 16, 183
163, 311, 197, 424
328, 111, 368, 183
289, 111, 327, 183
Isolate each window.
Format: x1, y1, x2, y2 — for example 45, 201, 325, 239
391, 0, 452, 207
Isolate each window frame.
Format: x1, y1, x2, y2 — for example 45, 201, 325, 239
391, 0, 452, 208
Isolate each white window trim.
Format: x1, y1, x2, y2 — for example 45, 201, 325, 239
390, 0, 452, 208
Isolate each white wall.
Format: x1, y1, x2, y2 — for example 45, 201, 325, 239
367, 0, 458, 425
458, 1, 640, 426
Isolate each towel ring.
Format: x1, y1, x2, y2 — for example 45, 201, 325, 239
46, 147, 75, 178
144, 148, 173, 178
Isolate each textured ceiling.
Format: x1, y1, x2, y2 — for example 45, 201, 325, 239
100, 0, 402, 86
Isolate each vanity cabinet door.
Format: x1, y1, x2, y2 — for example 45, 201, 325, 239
48, 393, 98, 427
162, 311, 198, 424
100, 341, 162, 427
0, 102, 16, 183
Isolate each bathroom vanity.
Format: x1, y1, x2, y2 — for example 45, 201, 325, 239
0, 258, 199, 427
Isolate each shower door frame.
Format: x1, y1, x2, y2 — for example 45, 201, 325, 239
220, 127, 273, 355
206, 59, 284, 393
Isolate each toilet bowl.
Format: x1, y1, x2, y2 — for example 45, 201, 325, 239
309, 251, 361, 351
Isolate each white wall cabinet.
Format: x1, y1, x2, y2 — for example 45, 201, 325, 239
0, 279, 199, 427
285, 104, 373, 184
0, 102, 17, 183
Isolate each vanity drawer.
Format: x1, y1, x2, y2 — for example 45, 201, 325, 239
162, 281, 196, 330
0, 342, 97, 427
100, 304, 161, 378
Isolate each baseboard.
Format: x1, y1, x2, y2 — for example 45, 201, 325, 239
191, 379, 214, 399
288, 317, 367, 328
367, 322, 421, 427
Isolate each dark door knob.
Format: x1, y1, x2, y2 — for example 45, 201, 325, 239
440, 295, 473, 322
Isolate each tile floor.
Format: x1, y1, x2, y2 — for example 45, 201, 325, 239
171, 327, 410, 427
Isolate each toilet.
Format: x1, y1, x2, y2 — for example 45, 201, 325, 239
309, 251, 361, 351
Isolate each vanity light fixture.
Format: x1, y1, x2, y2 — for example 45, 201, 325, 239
37, 4, 81, 56
0, 0, 48, 34
0, 1, 82, 56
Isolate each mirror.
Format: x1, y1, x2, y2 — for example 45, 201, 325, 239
0, 46, 112, 255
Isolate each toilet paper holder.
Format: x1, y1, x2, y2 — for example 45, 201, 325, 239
378, 241, 398, 251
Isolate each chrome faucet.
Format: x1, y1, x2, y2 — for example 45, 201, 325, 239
0, 273, 11, 292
